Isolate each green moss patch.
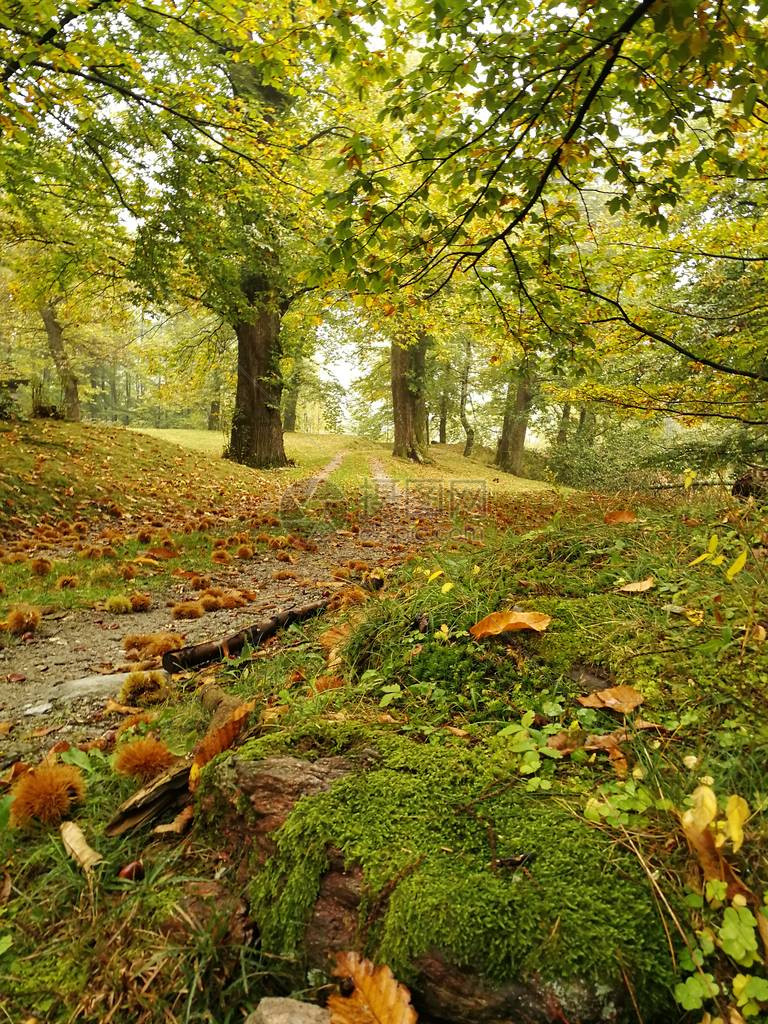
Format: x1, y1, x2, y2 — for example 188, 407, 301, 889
214, 727, 676, 1018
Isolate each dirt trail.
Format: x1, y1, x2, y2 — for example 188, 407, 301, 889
0, 451, 456, 765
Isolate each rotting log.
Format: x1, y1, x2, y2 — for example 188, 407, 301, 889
196, 754, 661, 1024
163, 599, 329, 673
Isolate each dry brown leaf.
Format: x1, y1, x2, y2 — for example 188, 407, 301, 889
469, 609, 551, 638
0, 761, 30, 788
680, 815, 750, 900
547, 730, 584, 755
104, 699, 144, 715
189, 700, 256, 792
60, 821, 103, 872
443, 726, 470, 738
617, 576, 655, 594
153, 804, 194, 837
577, 685, 644, 713
584, 733, 628, 778
0, 871, 11, 905
604, 509, 637, 524
318, 624, 352, 651
315, 674, 346, 693
329, 951, 418, 1024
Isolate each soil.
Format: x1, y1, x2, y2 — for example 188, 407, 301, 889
0, 454, 457, 765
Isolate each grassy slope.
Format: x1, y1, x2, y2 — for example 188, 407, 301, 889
1, 423, 767, 1023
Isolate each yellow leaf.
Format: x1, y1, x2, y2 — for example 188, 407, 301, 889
688, 552, 712, 567
708, 535, 719, 554
725, 794, 749, 853
725, 550, 747, 581
427, 569, 444, 583
441, 581, 454, 594
683, 785, 718, 833
328, 951, 418, 1024
617, 576, 655, 593
469, 609, 551, 637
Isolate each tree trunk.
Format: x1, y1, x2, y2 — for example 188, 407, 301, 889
225, 307, 289, 468
207, 400, 221, 431
391, 333, 430, 462
459, 338, 475, 458
438, 391, 448, 445
496, 367, 533, 475
226, 315, 288, 468
282, 359, 302, 433
576, 406, 596, 444
39, 304, 80, 422
556, 402, 571, 445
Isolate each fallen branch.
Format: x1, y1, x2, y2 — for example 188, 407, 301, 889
162, 599, 329, 673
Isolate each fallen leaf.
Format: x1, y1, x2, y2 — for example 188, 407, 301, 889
329, 950, 418, 1024
315, 674, 346, 692
0, 722, 11, 735
680, 813, 749, 900
31, 725, 58, 738
104, 699, 144, 715
443, 726, 470, 738
604, 509, 637, 524
0, 871, 11, 905
617, 576, 655, 594
153, 804, 194, 837
585, 733, 628, 778
577, 685, 644, 713
189, 700, 256, 792
60, 821, 103, 872
469, 610, 551, 638
683, 785, 718, 833
0, 761, 30, 788
725, 794, 749, 853
546, 730, 584, 755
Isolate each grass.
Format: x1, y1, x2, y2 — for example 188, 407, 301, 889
2, 422, 767, 1023
134, 427, 365, 479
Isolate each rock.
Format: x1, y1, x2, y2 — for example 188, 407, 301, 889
200, 741, 675, 1024
23, 700, 53, 715
55, 671, 130, 701
245, 997, 329, 1024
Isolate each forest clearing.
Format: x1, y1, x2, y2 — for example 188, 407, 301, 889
0, 1, 767, 1023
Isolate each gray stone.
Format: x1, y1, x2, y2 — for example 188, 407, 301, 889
23, 701, 53, 715
244, 997, 330, 1024
55, 672, 131, 701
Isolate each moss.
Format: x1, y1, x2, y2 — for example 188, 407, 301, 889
238, 727, 675, 1019
4, 946, 89, 1013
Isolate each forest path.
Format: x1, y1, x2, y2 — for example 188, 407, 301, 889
0, 446, 458, 765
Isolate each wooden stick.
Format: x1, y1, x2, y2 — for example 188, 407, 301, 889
162, 599, 329, 673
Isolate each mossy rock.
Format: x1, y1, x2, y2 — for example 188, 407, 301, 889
199, 725, 677, 1023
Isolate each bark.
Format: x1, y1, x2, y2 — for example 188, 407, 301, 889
163, 599, 328, 673
282, 358, 302, 432
207, 400, 221, 431
459, 339, 475, 457
225, 304, 289, 468
39, 304, 80, 421
556, 402, 571, 445
496, 368, 533, 475
391, 333, 430, 461
438, 391, 448, 445
576, 406, 596, 440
